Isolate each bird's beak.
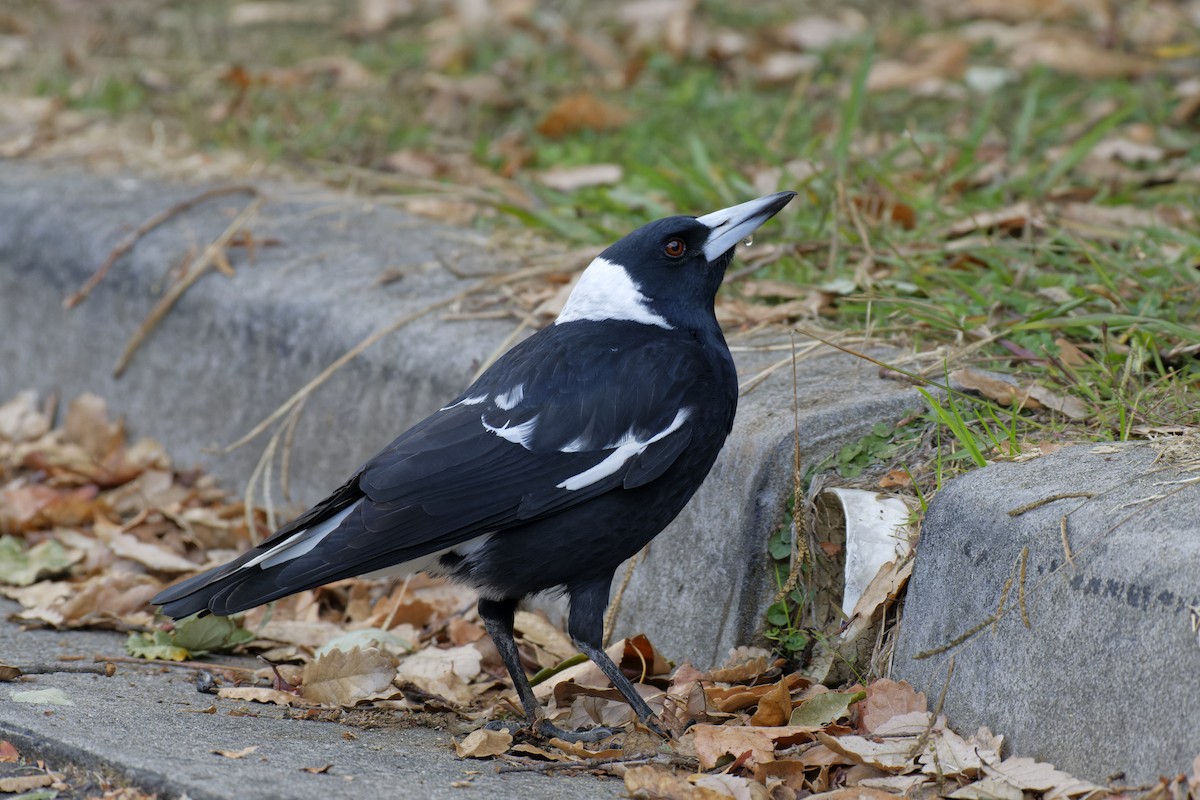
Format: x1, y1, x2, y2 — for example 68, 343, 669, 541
696, 191, 797, 263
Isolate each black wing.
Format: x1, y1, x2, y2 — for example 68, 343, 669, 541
156, 322, 727, 616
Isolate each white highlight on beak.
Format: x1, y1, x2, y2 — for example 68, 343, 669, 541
555, 257, 673, 329
696, 192, 795, 262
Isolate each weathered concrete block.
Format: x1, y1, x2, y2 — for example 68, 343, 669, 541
0, 163, 923, 666
892, 442, 1200, 783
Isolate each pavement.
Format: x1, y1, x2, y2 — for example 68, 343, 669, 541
0, 161, 927, 797
0, 599, 624, 799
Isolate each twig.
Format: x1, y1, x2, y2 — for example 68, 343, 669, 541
472, 315, 534, 383
113, 194, 265, 377
737, 337, 829, 395
278, 394, 308, 503
1018, 546, 1031, 629
9, 662, 116, 677
64, 185, 258, 309
1006, 492, 1094, 517
98, 655, 257, 675
1060, 515, 1075, 571
218, 262, 568, 456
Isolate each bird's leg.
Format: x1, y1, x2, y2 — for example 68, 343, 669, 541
567, 579, 667, 739
477, 596, 616, 743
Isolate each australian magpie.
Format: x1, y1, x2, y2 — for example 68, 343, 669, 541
153, 190, 796, 741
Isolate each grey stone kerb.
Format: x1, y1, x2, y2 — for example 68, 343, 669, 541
0, 162, 922, 666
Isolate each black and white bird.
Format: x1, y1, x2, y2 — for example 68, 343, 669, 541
153, 191, 796, 741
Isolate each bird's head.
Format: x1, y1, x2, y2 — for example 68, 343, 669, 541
556, 191, 796, 332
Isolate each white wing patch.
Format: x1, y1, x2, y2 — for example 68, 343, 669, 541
557, 408, 691, 491
493, 384, 524, 411
482, 416, 538, 449
441, 393, 488, 412
555, 257, 672, 329
244, 500, 361, 571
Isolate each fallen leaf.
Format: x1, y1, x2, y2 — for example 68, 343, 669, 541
1024, 384, 1089, 421
690, 772, 764, 799
395, 644, 483, 705
301, 764, 333, 774
624, 764, 695, 800
10, 688, 73, 706
536, 93, 631, 138
63, 393, 122, 461
0, 536, 79, 585
815, 731, 913, 772
454, 728, 512, 758
0, 740, 19, 762
315, 627, 412, 658
749, 680, 792, 726
302, 646, 398, 706
949, 776, 1024, 800
126, 630, 190, 661
984, 756, 1104, 799
804, 787, 901, 800
1009, 31, 1155, 79
860, 679, 927, 733
546, 738, 623, 759
943, 202, 1037, 239
535, 164, 623, 192
920, 727, 991, 777
0, 774, 53, 793
514, 610, 578, 663
867, 39, 968, 92
789, 689, 865, 727
211, 745, 258, 759
217, 687, 315, 707
691, 725, 818, 770
0, 390, 50, 442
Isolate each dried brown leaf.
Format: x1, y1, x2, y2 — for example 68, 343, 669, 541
867, 39, 968, 92
211, 745, 258, 758
749, 680, 792, 726
984, 756, 1104, 799
815, 731, 914, 772
624, 764, 695, 800
535, 164, 623, 192
217, 687, 315, 707
0, 774, 54, 793
454, 728, 512, 758
536, 93, 631, 138
860, 679, 927, 733
0, 390, 50, 442
302, 646, 397, 706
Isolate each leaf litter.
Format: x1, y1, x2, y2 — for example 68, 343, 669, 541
3, 388, 1186, 799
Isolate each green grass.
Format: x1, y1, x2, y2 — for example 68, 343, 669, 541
3, 1, 1196, 488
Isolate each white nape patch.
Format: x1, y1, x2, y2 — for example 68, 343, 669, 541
244, 501, 360, 571
493, 384, 524, 411
440, 393, 488, 412
557, 408, 691, 491
555, 257, 672, 329
482, 416, 538, 449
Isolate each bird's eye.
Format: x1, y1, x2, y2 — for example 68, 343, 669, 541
663, 237, 686, 258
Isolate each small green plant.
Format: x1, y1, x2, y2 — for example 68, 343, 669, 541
763, 515, 813, 664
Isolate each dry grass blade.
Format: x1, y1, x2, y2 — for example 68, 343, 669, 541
64, 185, 259, 309
113, 194, 265, 378
218, 262, 568, 456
